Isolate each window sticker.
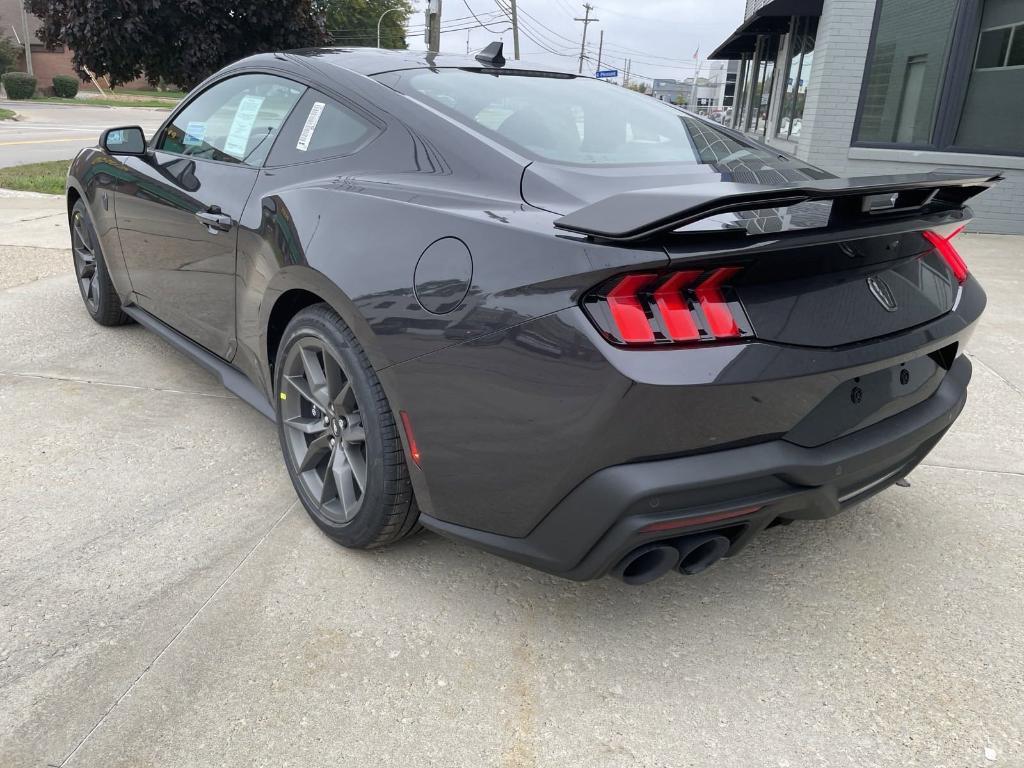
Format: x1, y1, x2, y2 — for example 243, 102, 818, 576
223, 95, 265, 158
183, 121, 207, 147
296, 102, 326, 152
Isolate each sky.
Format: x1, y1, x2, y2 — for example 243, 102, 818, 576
401, 0, 748, 84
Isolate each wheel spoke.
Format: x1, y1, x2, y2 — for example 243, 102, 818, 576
324, 356, 347, 406
76, 257, 96, 280
86, 273, 98, 301
73, 218, 93, 255
284, 415, 328, 435
332, 453, 360, 517
320, 448, 339, 504
342, 442, 367, 491
341, 423, 365, 444
299, 344, 331, 409
298, 433, 332, 473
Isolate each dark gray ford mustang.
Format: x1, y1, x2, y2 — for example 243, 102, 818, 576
66, 45, 1000, 584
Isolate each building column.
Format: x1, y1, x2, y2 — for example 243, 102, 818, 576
793, 0, 877, 172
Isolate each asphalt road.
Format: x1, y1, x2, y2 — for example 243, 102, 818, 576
1, 197, 1022, 767
0, 102, 167, 167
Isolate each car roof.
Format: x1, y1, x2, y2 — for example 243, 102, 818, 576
234, 46, 581, 79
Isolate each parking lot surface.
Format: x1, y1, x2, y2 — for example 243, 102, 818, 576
0, 200, 1022, 767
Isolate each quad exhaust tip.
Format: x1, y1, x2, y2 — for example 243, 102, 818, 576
612, 533, 732, 585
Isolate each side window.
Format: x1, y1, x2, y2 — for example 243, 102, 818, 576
267, 90, 381, 166
160, 74, 305, 167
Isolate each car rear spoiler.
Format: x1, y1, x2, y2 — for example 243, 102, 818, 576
552, 172, 1003, 243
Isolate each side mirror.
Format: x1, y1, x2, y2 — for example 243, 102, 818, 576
101, 126, 147, 156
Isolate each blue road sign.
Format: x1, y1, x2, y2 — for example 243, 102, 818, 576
596, 69, 619, 79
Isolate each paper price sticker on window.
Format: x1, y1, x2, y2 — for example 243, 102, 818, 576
183, 121, 207, 147
296, 102, 326, 152
224, 95, 266, 158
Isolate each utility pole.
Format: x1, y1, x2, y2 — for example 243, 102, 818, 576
574, 3, 598, 74
623, 58, 631, 88
509, 0, 520, 60
425, 0, 442, 53
19, 4, 33, 75
596, 30, 603, 75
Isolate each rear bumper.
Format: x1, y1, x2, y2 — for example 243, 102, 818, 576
420, 354, 971, 580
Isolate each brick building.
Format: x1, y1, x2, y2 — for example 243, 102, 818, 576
0, 0, 146, 91
710, 0, 1024, 234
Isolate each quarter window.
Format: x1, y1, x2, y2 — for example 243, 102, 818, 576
266, 90, 381, 166
160, 74, 305, 167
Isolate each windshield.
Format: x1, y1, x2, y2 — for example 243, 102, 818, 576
385, 69, 778, 167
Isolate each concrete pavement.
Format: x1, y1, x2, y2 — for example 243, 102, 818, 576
0, 194, 1022, 767
0, 102, 167, 167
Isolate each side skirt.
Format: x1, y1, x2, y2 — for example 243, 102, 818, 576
122, 305, 275, 422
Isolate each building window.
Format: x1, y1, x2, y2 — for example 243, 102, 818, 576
778, 17, 816, 139
854, 0, 1024, 156
954, 3, 1024, 153
854, 0, 957, 145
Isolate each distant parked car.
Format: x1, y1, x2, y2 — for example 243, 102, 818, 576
66, 44, 1000, 585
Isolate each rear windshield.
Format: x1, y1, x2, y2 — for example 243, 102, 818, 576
383, 69, 777, 167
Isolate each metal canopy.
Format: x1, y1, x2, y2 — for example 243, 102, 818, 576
708, 0, 823, 59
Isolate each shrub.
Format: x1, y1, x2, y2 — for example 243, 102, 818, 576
52, 74, 79, 98
0, 35, 20, 75
2, 71, 36, 100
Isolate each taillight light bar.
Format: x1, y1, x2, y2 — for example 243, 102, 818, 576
923, 225, 969, 283
583, 267, 753, 346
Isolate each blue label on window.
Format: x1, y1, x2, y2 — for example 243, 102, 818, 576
183, 121, 206, 147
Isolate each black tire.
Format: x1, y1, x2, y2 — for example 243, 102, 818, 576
275, 303, 420, 549
70, 199, 130, 326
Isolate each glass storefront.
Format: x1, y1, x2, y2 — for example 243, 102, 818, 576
777, 17, 816, 139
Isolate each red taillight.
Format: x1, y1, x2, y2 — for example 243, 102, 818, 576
606, 273, 657, 343
695, 266, 742, 337
585, 267, 751, 346
923, 225, 969, 283
399, 410, 421, 467
652, 270, 702, 341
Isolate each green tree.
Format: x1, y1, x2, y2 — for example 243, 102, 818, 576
0, 35, 21, 75
25, 0, 328, 88
627, 82, 649, 95
323, 0, 413, 49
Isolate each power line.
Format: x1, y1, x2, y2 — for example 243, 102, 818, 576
459, 0, 509, 33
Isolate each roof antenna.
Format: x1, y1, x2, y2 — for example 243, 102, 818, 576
475, 41, 505, 67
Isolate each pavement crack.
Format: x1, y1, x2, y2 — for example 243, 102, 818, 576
919, 462, 1024, 478
56, 500, 299, 767
0, 371, 236, 400
968, 353, 1024, 399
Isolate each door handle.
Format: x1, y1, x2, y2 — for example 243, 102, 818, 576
195, 209, 234, 233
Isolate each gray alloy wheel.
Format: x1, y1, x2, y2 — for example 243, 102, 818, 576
280, 336, 369, 524
69, 199, 130, 326
275, 304, 420, 549
71, 207, 101, 314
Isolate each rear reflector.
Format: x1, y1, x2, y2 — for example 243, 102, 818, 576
639, 505, 763, 533
923, 225, 969, 283
399, 410, 421, 467
583, 267, 752, 346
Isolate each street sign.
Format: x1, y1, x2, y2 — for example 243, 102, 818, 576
595, 69, 618, 79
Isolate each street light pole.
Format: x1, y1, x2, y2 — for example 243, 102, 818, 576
377, 6, 404, 49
